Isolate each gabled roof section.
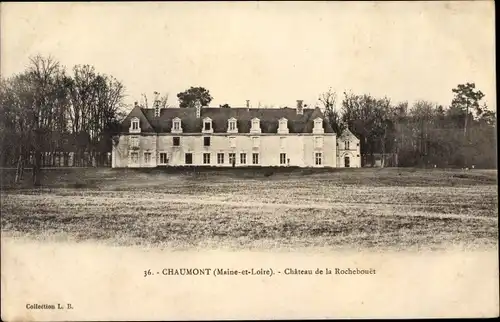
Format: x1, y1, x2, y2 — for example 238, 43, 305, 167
339, 128, 360, 140
120, 105, 155, 133
303, 107, 334, 133
134, 106, 335, 134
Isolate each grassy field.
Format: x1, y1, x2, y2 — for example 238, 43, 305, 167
1, 167, 498, 251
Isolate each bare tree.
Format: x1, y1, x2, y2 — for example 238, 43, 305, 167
140, 92, 170, 108
27, 55, 65, 185
159, 93, 170, 108
319, 88, 345, 135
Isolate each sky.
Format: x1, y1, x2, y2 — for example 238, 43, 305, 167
1, 1, 496, 110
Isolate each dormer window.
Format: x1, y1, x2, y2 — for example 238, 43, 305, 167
202, 117, 213, 133
130, 117, 141, 133
312, 117, 324, 134
250, 118, 261, 134
132, 120, 139, 130
172, 117, 182, 134
278, 117, 289, 134
227, 118, 238, 133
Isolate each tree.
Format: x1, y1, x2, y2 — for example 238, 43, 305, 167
451, 83, 485, 138
177, 86, 213, 108
0, 74, 37, 181
68, 65, 125, 166
140, 91, 170, 109
341, 92, 393, 166
319, 88, 345, 135
0, 55, 126, 184
478, 108, 496, 126
27, 55, 66, 186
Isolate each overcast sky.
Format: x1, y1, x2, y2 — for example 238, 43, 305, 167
2, 1, 495, 110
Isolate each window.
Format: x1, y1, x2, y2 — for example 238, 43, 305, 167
172, 118, 182, 132
185, 153, 193, 164
173, 137, 180, 146
252, 136, 260, 148
130, 117, 140, 133
313, 117, 324, 134
203, 153, 211, 164
217, 153, 224, 164
144, 152, 152, 164
240, 153, 246, 164
131, 119, 139, 130
280, 153, 286, 165
228, 119, 237, 132
131, 152, 139, 163
229, 153, 236, 165
357, 143, 360, 147
278, 118, 289, 134
202, 117, 213, 133
250, 118, 261, 133
345, 141, 350, 150
315, 152, 322, 165
229, 137, 236, 148
130, 136, 139, 148
252, 153, 259, 165
159, 153, 168, 164
204, 137, 211, 147
315, 137, 323, 149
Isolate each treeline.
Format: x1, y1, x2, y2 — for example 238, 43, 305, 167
0, 55, 496, 186
321, 83, 496, 168
0, 55, 126, 185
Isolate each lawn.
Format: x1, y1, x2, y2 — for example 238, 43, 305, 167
1, 167, 498, 251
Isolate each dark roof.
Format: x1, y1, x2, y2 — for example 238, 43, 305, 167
121, 105, 155, 133
121, 106, 334, 134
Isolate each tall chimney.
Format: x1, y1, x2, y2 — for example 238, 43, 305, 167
246, 100, 250, 108
153, 91, 160, 117
154, 100, 160, 117
296, 100, 304, 115
195, 100, 201, 118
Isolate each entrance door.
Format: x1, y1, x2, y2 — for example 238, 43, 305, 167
344, 156, 350, 168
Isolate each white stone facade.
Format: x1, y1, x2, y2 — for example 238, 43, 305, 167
112, 133, 338, 168
112, 104, 360, 168
336, 129, 361, 168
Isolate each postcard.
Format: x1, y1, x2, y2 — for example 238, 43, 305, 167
1, 1, 497, 320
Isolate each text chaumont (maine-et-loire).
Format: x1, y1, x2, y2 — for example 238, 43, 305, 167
144, 267, 376, 277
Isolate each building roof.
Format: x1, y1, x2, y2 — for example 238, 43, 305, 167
339, 128, 360, 140
120, 106, 335, 134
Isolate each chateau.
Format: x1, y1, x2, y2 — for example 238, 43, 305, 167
112, 100, 361, 168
